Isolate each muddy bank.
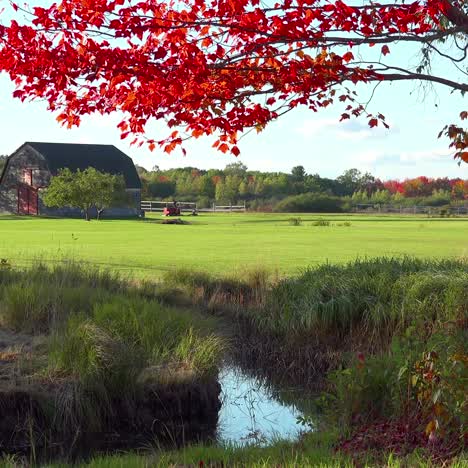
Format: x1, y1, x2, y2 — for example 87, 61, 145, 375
0, 379, 221, 459
0, 330, 221, 460
223, 317, 336, 390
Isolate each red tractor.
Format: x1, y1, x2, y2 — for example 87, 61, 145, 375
163, 203, 181, 216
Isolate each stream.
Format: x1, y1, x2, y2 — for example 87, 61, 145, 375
216, 365, 308, 445
0, 363, 310, 462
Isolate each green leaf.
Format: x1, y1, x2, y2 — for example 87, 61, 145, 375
398, 365, 408, 380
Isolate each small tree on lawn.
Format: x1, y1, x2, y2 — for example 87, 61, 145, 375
43, 168, 127, 220
92, 170, 128, 220
42, 168, 87, 218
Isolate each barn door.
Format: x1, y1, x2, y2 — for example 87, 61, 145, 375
28, 188, 38, 215
18, 186, 28, 214
17, 186, 38, 215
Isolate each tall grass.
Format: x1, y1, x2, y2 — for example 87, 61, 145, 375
0, 283, 113, 333
164, 257, 467, 343
263, 257, 467, 342
0, 262, 225, 439
49, 299, 223, 384
164, 257, 467, 385
0, 261, 125, 291
0, 262, 127, 333
1, 259, 466, 464
163, 267, 270, 311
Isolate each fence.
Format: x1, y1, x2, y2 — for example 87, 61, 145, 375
141, 200, 197, 213
141, 200, 247, 213
203, 202, 246, 213
352, 204, 468, 215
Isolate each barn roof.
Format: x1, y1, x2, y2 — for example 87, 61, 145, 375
26, 142, 141, 189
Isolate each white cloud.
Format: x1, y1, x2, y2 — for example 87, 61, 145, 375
350, 148, 450, 166
296, 118, 336, 137
354, 151, 382, 164
399, 149, 449, 163
296, 117, 395, 141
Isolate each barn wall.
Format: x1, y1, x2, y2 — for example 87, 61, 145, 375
126, 188, 141, 210
0, 188, 17, 214
1, 146, 50, 189
0, 146, 49, 214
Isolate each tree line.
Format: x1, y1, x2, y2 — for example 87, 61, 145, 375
137, 163, 468, 212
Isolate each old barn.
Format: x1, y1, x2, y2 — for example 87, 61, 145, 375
0, 142, 141, 217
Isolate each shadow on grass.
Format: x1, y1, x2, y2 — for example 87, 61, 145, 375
0, 215, 31, 221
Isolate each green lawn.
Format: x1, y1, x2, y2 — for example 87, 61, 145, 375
0, 213, 467, 277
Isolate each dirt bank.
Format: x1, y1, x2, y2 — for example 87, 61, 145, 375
0, 328, 221, 460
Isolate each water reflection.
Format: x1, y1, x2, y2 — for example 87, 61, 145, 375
217, 366, 306, 445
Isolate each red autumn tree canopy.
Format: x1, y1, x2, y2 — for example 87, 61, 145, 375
0, 0, 466, 162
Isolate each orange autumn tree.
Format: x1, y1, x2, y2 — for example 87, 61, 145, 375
0, 0, 466, 162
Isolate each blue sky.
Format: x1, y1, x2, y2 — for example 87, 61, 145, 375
2, 74, 465, 180
0, 2, 466, 180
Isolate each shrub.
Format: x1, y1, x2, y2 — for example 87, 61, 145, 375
311, 219, 330, 226
288, 217, 302, 226
324, 326, 467, 443
274, 193, 345, 213
0, 258, 12, 270
325, 351, 402, 428
196, 196, 212, 209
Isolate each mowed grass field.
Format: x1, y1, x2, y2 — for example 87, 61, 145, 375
0, 213, 467, 277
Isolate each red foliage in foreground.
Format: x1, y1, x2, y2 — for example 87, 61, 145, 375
335, 416, 465, 465
0, 1, 466, 162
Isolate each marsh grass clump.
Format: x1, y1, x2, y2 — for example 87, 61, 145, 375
164, 257, 467, 386
0, 262, 129, 333
287, 217, 302, 226
391, 272, 468, 324
44, 298, 223, 432
164, 267, 270, 311
0, 283, 112, 333
164, 258, 467, 352
0, 263, 225, 451
311, 219, 330, 227
266, 257, 467, 340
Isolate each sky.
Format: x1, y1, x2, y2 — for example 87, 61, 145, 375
0, 3, 467, 180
